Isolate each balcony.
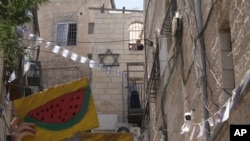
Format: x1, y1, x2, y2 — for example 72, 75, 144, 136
125, 62, 145, 127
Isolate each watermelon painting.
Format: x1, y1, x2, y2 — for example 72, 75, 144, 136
14, 78, 99, 141
24, 87, 91, 130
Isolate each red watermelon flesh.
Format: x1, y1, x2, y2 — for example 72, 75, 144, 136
26, 88, 86, 123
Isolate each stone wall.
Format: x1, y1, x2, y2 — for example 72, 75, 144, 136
92, 12, 144, 123
37, 0, 112, 89
145, 0, 250, 141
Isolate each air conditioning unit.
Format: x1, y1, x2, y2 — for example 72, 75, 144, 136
130, 127, 141, 141
115, 122, 130, 132
94, 114, 117, 131
172, 12, 182, 37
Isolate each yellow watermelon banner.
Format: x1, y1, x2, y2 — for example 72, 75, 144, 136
81, 132, 134, 141
14, 78, 99, 141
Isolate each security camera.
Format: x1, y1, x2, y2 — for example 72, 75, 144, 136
184, 112, 192, 121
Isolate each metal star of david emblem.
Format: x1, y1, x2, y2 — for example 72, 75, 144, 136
98, 49, 119, 66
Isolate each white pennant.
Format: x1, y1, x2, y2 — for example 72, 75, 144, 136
222, 99, 231, 122
25, 9, 33, 17
80, 56, 88, 63
190, 125, 196, 141
98, 63, 103, 71
36, 37, 43, 44
106, 67, 111, 75
6, 92, 10, 104
71, 53, 78, 61
197, 121, 205, 138
8, 71, 16, 83
52, 45, 60, 54
215, 109, 223, 124
62, 49, 69, 58
28, 33, 35, 39
208, 117, 214, 127
46, 42, 51, 48
116, 69, 120, 76
180, 121, 190, 134
23, 60, 30, 75
89, 60, 95, 68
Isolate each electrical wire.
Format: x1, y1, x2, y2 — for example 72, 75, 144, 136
22, 35, 167, 44
2, 115, 11, 132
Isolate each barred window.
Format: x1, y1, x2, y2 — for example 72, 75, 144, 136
129, 22, 143, 44
128, 22, 144, 50
56, 22, 77, 46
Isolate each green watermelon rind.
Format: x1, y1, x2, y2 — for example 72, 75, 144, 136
23, 86, 91, 130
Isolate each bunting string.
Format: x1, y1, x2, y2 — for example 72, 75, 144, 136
180, 70, 250, 139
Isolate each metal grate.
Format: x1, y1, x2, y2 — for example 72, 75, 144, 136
160, 0, 177, 36
128, 22, 144, 44
56, 22, 77, 46
147, 42, 160, 102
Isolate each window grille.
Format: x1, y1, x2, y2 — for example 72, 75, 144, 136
128, 22, 144, 50
129, 22, 143, 43
56, 22, 77, 46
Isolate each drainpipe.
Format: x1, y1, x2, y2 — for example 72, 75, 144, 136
193, 0, 210, 141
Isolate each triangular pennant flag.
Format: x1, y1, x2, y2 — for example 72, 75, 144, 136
23, 60, 30, 75
14, 78, 99, 141
52, 45, 60, 54
208, 117, 214, 127
36, 37, 43, 44
222, 99, 231, 122
197, 121, 205, 138
25, 9, 33, 17
98, 63, 103, 71
46, 42, 51, 48
116, 69, 121, 76
180, 121, 190, 134
28, 34, 35, 39
190, 125, 196, 141
89, 60, 95, 68
231, 87, 241, 110
215, 109, 223, 124
6, 92, 10, 104
106, 67, 111, 75
8, 71, 16, 83
71, 53, 78, 61
62, 49, 69, 58
80, 56, 88, 64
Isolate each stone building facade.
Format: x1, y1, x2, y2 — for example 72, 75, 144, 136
144, 0, 250, 141
91, 11, 144, 125
37, 0, 113, 89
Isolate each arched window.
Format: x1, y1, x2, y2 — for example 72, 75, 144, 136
129, 22, 143, 43
128, 22, 144, 51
